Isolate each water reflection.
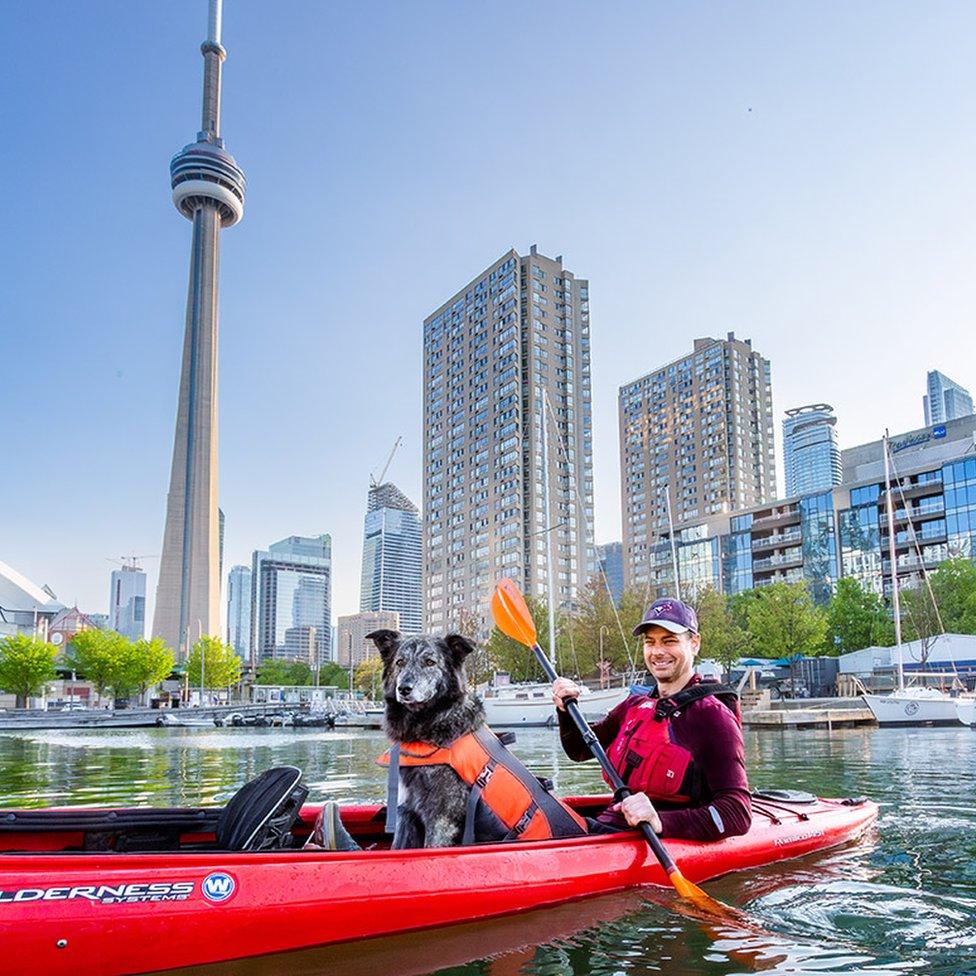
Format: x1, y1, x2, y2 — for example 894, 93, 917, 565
1, 726, 974, 976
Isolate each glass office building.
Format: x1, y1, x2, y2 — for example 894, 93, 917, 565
782, 404, 842, 497
251, 535, 332, 668
924, 370, 973, 425
226, 564, 251, 660
360, 482, 423, 635
596, 542, 624, 604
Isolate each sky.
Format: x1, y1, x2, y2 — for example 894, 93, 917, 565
2, 1, 974, 628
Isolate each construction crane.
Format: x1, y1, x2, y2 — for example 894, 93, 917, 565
370, 436, 402, 488
105, 555, 158, 571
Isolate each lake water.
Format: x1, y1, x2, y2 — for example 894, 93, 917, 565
1, 724, 974, 976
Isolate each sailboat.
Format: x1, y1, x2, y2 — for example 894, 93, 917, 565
861, 431, 972, 727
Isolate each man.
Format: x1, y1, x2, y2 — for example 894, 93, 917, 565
552, 597, 751, 841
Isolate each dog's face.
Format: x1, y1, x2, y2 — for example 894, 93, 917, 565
365, 630, 476, 712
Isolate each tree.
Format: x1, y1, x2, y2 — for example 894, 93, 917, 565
65, 629, 127, 701
928, 558, 976, 634
186, 636, 242, 692
316, 662, 350, 690
572, 577, 633, 676
826, 578, 893, 655
256, 659, 313, 686
0, 635, 58, 707
353, 656, 384, 697
744, 582, 828, 660
126, 638, 176, 703
692, 588, 751, 672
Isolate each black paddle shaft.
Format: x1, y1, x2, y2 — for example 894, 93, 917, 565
536, 642, 679, 876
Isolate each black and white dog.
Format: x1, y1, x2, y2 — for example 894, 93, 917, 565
366, 629, 483, 849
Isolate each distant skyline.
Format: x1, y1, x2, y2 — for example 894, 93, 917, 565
3, 2, 974, 626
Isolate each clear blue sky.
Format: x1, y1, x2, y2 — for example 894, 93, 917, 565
3, 1, 974, 625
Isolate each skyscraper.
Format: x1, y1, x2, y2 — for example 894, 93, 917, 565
109, 563, 147, 641
782, 404, 842, 497
360, 482, 422, 635
619, 333, 775, 590
924, 370, 973, 425
423, 247, 594, 633
595, 542, 624, 604
251, 536, 332, 669
226, 564, 251, 659
336, 610, 400, 669
153, 0, 246, 655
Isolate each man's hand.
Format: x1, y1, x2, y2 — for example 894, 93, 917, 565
613, 792, 663, 834
551, 677, 582, 711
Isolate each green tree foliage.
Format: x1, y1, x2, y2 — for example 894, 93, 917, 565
353, 656, 384, 697
744, 582, 828, 660
186, 636, 242, 690
316, 662, 350, 690
691, 588, 751, 671
126, 639, 176, 702
927, 558, 976, 634
826, 578, 893, 654
0, 634, 58, 707
571, 577, 636, 675
65, 629, 126, 700
256, 659, 313, 686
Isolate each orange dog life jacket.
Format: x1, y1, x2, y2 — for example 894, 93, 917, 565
378, 726, 588, 844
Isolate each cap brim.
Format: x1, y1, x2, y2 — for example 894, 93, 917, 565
632, 619, 692, 637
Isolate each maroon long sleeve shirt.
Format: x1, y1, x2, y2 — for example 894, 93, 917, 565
558, 677, 752, 841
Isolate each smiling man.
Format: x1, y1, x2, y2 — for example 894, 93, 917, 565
552, 598, 752, 841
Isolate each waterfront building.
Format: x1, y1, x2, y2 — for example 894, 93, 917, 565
360, 482, 422, 635
782, 404, 842, 497
638, 415, 976, 605
226, 564, 251, 659
0, 560, 62, 640
596, 542, 624, 604
336, 610, 399, 669
251, 535, 332, 669
108, 563, 147, 641
88, 613, 110, 630
153, 1, 247, 656
620, 333, 776, 591
422, 246, 594, 633
50, 607, 99, 651
924, 370, 972, 425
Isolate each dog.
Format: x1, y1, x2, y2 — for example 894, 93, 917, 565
365, 629, 588, 850
366, 629, 483, 849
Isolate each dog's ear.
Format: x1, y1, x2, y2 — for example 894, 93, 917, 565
365, 629, 401, 662
444, 633, 477, 665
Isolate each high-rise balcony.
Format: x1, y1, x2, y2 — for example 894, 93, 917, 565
751, 529, 802, 551
750, 509, 802, 531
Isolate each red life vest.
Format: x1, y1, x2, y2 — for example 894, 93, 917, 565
378, 727, 588, 844
604, 682, 741, 803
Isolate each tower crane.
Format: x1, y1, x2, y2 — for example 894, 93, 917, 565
370, 436, 402, 488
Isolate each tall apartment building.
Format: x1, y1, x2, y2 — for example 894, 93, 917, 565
336, 610, 399, 670
226, 564, 251, 660
620, 333, 775, 591
924, 370, 973, 425
108, 563, 146, 641
250, 535, 332, 669
423, 247, 594, 633
360, 482, 423, 635
783, 404, 842, 497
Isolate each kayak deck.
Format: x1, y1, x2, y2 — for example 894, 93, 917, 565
0, 794, 878, 976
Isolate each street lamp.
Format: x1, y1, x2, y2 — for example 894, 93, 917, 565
599, 626, 610, 688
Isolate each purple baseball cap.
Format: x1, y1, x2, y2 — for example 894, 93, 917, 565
632, 598, 699, 636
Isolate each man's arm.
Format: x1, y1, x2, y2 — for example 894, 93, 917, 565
658, 702, 752, 842
556, 693, 632, 761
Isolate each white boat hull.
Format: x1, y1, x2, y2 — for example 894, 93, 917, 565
956, 699, 975, 727
862, 692, 967, 727
482, 686, 629, 728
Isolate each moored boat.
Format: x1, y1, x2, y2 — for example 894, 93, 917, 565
481, 682, 629, 727
0, 789, 877, 976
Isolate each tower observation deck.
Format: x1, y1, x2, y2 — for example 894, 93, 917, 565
153, 0, 246, 655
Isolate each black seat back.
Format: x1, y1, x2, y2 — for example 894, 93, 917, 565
216, 766, 308, 851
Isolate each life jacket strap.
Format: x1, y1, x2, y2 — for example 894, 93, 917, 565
654, 682, 740, 721
384, 743, 400, 835
461, 758, 498, 846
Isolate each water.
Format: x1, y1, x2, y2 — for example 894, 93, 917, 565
1, 725, 975, 976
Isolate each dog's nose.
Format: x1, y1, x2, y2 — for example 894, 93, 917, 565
398, 683, 412, 698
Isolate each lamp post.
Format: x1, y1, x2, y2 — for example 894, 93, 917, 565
197, 620, 205, 707
599, 625, 610, 688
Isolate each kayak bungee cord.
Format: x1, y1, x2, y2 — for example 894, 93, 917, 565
490, 577, 740, 920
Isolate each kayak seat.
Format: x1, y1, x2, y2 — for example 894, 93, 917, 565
216, 766, 309, 852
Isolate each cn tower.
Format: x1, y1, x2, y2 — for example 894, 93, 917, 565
153, 0, 246, 654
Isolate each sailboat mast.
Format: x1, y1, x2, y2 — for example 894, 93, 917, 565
664, 484, 682, 601
540, 397, 557, 665
883, 430, 904, 691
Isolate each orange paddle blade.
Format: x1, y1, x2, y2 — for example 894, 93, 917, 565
669, 869, 740, 920
491, 579, 538, 647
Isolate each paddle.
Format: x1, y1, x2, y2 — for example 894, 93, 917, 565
490, 577, 734, 918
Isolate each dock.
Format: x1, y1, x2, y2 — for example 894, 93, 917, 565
741, 696, 876, 730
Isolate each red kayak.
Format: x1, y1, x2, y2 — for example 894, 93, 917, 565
0, 787, 877, 976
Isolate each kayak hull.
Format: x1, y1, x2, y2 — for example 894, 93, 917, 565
0, 795, 877, 976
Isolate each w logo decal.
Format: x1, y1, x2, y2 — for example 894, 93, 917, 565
202, 872, 236, 902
